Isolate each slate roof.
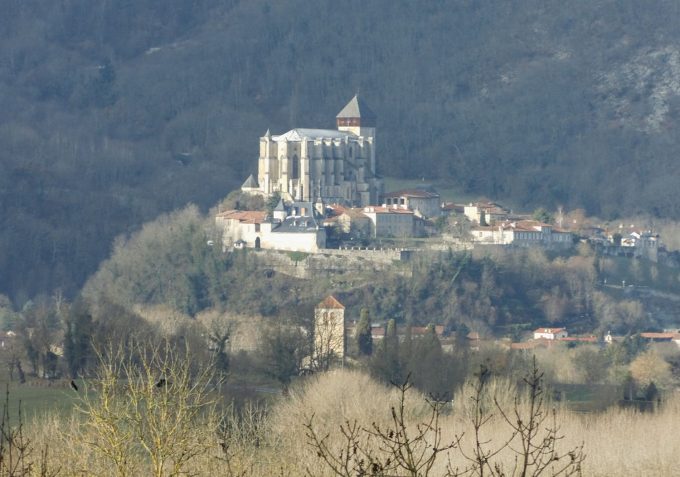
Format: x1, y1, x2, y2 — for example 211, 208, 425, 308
241, 174, 259, 189
534, 327, 566, 334
336, 95, 377, 124
273, 199, 286, 212
273, 128, 351, 142
275, 216, 320, 233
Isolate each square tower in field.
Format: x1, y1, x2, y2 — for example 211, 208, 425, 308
314, 295, 346, 369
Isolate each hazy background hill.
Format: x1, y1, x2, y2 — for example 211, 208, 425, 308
3, 0, 680, 302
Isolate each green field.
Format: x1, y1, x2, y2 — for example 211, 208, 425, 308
0, 381, 82, 419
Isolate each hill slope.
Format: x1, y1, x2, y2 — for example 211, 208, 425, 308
3, 0, 680, 301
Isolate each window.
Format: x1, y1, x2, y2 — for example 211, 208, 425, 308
292, 154, 300, 179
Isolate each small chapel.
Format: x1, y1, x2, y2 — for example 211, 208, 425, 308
242, 95, 383, 207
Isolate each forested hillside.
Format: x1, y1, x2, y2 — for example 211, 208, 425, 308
3, 0, 680, 302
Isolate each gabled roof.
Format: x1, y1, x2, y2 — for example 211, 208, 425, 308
336, 95, 377, 123
534, 327, 566, 334
317, 295, 345, 309
241, 174, 259, 189
273, 199, 286, 212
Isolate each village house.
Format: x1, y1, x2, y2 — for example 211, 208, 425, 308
382, 187, 441, 218
464, 201, 511, 225
441, 202, 465, 215
533, 327, 568, 340
620, 229, 660, 261
471, 220, 573, 248
639, 331, 680, 347
215, 200, 326, 253
362, 206, 424, 238
323, 204, 372, 239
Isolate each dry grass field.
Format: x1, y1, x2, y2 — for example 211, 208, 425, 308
10, 369, 676, 476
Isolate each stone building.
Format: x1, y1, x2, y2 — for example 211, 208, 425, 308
313, 295, 346, 369
215, 201, 326, 253
362, 206, 424, 238
244, 95, 382, 206
382, 188, 441, 218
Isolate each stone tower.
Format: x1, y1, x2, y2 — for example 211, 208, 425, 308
336, 94, 377, 175
248, 96, 382, 206
314, 295, 346, 369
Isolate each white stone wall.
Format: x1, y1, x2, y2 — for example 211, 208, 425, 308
260, 230, 326, 253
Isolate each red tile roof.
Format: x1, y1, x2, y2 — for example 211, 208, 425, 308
216, 210, 268, 224
640, 332, 680, 340
317, 295, 345, 309
533, 327, 566, 334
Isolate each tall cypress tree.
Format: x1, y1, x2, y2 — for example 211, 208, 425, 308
356, 308, 373, 356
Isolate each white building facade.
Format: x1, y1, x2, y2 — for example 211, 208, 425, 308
247, 95, 382, 207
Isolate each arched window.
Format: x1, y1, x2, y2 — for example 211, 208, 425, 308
292, 154, 300, 179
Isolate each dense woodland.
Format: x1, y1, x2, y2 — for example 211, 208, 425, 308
4, 1, 680, 302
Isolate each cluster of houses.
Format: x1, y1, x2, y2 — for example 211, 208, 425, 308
218, 183, 670, 268
216, 94, 664, 260
216, 185, 667, 257
312, 295, 680, 368
312, 295, 478, 366
509, 326, 680, 351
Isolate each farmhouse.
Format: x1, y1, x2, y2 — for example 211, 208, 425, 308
533, 327, 568, 340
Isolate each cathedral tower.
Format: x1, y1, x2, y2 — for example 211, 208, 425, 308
336, 94, 376, 139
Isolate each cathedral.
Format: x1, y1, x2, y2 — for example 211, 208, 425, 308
242, 95, 383, 206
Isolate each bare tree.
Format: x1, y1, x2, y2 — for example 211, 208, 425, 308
76, 340, 221, 477
305, 377, 459, 477
456, 360, 585, 477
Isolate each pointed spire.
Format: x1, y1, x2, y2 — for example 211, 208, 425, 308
241, 174, 259, 189
273, 198, 286, 211
336, 94, 376, 126
264, 129, 271, 138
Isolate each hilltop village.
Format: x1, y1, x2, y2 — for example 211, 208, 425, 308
212, 95, 677, 357
216, 95, 665, 262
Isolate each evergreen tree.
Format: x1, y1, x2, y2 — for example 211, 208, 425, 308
64, 301, 93, 378
356, 308, 373, 356
371, 319, 401, 383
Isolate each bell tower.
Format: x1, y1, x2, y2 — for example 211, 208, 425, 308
336, 94, 376, 139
